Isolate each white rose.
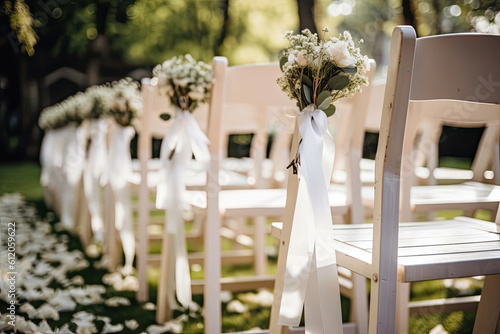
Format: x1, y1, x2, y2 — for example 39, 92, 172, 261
328, 41, 356, 67
287, 53, 297, 64
297, 51, 307, 67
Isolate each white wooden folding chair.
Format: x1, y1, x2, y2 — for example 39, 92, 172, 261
134, 68, 286, 302
339, 26, 500, 334
271, 26, 500, 334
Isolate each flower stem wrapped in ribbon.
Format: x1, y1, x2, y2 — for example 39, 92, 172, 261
153, 55, 214, 311
277, 28, 369, 333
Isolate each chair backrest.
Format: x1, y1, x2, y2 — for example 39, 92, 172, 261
371, 26, 500, 331
215, 60, 297, 187
399, 33, 500, 220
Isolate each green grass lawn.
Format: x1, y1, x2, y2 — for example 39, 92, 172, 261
0, 162, 487, 333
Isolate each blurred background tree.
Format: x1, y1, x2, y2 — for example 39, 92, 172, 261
1, 0, 499, 161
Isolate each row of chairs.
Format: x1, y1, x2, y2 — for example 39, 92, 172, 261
98, 26, 499, 333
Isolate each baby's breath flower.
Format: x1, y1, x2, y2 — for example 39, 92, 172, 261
153, 54, 214, 112
277, 28, 369, 115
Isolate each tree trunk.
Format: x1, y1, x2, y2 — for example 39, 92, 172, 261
214, 0, 230, 56
401, 0, 418, 36
297, 0, 317, 34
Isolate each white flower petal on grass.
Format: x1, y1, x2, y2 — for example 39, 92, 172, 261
75, 323, 98, 334
105, 296, 131, 307
102, 322, 124, 333
13, 316, 37, 333
102, 272, 122, 286
35, 303, 60, 320
49, 290, 77, 312
429, 324, 448, 334
37, 320, 54, 333
121, 275, 139, 291
219, 290, 233, 303
72, 311, 95, 323
146, 321, 183, 334
19, 288, 45, 300
33, 261, 53, 276
20, 302, 37, 318
55, 324, 74, 333
143, 302, 156, 310
70, 275, 85, 286
226, 300, 249, 313
125, 319, 139, 330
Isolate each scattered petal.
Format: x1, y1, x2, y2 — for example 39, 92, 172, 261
101, 322, 124, 333
125, 319, 139, 330
105, 296, 131, 307
226, 300, 249, 313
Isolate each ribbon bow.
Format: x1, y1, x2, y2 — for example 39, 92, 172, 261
156, 109, 210, 309
279, 105, 343, 334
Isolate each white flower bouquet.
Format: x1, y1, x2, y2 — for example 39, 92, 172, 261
153, 54, 214, 114
85, 84, 115, 120
108, 78, 143, 129
278, 28, 370, 116
38, 92, 93, 130
39, 78, 142, 130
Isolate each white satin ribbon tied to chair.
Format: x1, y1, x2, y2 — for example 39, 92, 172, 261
83, 119, 109, 243
156, 109, 210, 309
61, 124, 88, 230
279, 105, 343, 334
108, 124, 136, 275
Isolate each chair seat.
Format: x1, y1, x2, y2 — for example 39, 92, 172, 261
332, 217, 500, 283
362, 181, 500, 210
188, 184, 348, 218
272, 217, 500, 283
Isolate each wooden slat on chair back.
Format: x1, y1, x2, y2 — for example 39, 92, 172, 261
410, 34, 500, 104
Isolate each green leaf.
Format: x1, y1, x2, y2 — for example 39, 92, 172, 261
159, 113, 171, 121
279, 57, 287, 72
339, 67, 357, 74
318, 98, 332, 111
302, 75, 313, 87
323, 104, 336, 117
317, 90, 332, 109
303, 84, 312, 104
328, 75, 350, 91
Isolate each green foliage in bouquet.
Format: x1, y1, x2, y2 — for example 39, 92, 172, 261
278, 28, 370, 117
153, 54, 214, 118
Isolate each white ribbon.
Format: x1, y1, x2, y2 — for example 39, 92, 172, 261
83, 119, 109, 243
40, 130, 57, 209
156, 109, 210, 309
61, 124, 88, 230
279, 105, 343, 334
108, 124, 136, 275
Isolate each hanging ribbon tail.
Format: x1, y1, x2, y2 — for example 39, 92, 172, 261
279, 107, 343, 334
155, 109, 209, 311
108, 125, 136, 273
84, 119, 109, 242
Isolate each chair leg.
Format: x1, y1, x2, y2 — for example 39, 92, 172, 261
396, 282, 411, 334
473, 274, 500, 334
156, 233, 173, 324
351, 273, 369, 334
254, 216, 267, 275
269, 235, 291, 334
